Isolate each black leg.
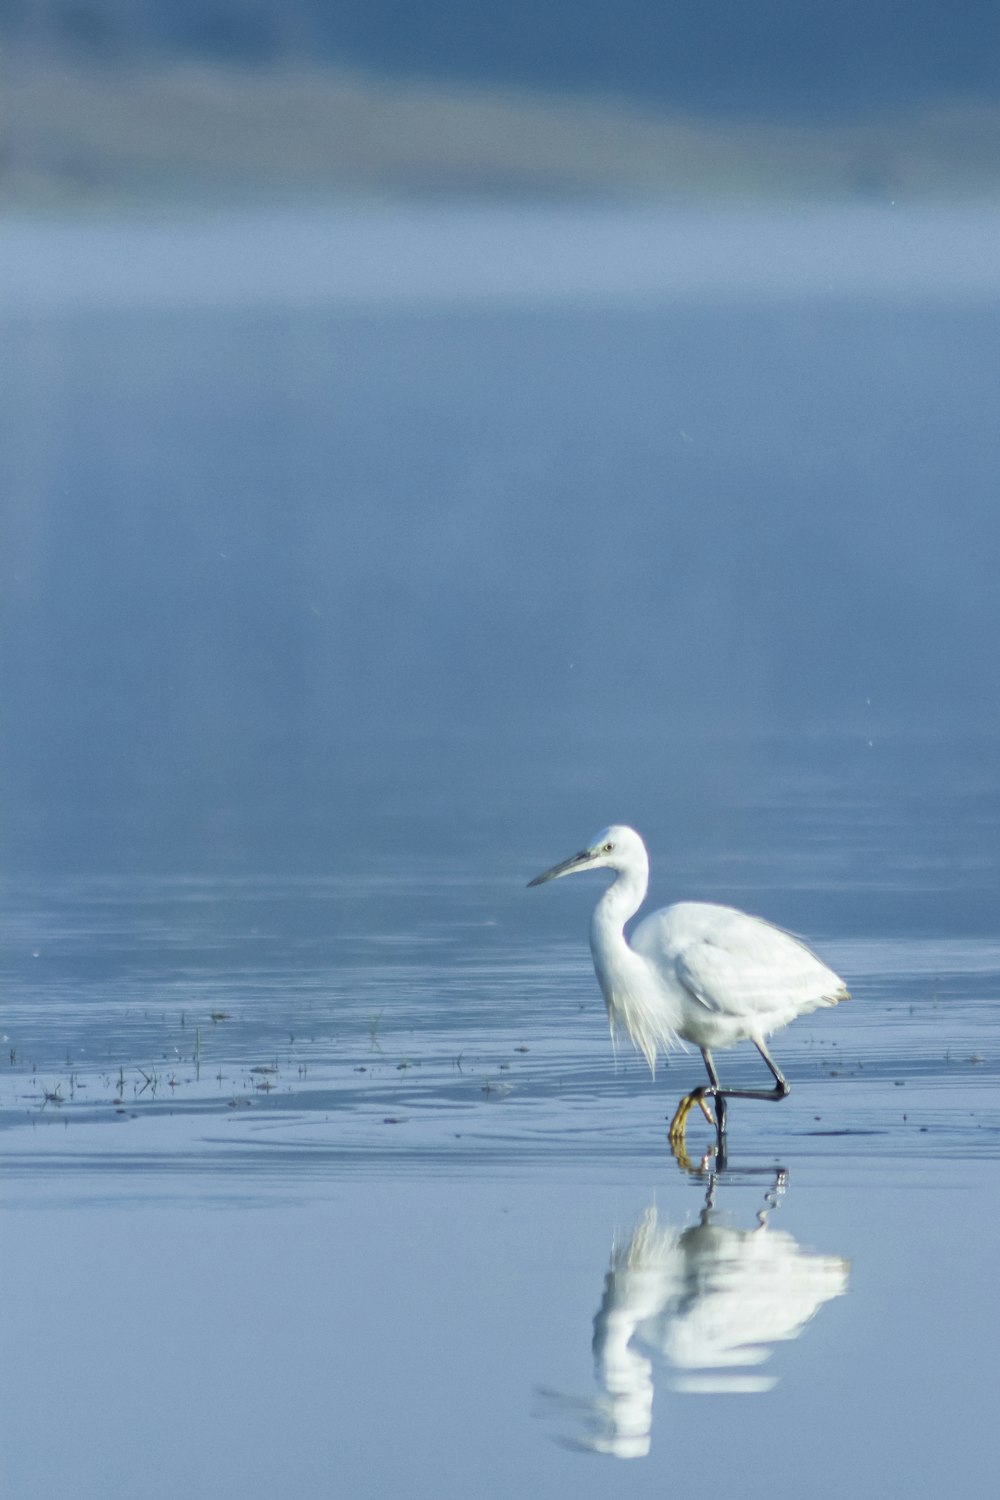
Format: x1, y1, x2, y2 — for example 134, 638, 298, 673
701, 1040, 790, 1106
701, 1048, 727, 1142
668, 1041, 788, 1161
753, 1039, 790, 1096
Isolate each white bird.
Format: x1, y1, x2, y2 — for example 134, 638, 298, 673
528, 825, 849, 1146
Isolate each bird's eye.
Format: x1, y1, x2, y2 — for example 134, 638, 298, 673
602, 842, 614, 854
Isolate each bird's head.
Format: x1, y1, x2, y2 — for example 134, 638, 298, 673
527, 825, 647, 886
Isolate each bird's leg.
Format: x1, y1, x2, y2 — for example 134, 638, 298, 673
669, 1044, 790, 1158
698, 1040, 791, 1112
709, 1039, 791, 1104
669, 1042, 790, 1157
756, 1040, 791, 1096
702, 1048, 727, 1146
667, 1048, 721, 1151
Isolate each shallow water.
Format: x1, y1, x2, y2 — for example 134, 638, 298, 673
2, 202, 1000, 1499
3, 771, 999, 1500
2, 833, 999, 1174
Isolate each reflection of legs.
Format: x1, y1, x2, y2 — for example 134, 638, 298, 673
667, 1042, 790, 1152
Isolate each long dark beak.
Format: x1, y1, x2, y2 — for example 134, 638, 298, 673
527, 849, 593, 887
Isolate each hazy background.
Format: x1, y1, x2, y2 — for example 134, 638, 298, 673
3, 1, 1000, 202
2, 3, 999, 880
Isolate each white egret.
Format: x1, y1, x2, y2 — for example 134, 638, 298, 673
528, 825, 848, 1146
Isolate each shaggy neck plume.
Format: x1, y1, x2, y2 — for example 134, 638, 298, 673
588, 852, 682, 1072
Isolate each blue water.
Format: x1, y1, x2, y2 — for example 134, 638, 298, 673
2, 203, 999, 1499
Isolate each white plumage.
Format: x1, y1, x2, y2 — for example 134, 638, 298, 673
529, 824, 848, 1139
630, 899, 846, 1058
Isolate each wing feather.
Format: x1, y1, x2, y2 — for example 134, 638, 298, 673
632, 902, 848, 1024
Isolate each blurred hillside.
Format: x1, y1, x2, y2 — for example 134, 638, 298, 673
6, 1, 1000, 118
2, 2, 999, 205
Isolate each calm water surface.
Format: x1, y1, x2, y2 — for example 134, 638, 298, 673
3, 754, 999, 1500
2, 203, 999, 1499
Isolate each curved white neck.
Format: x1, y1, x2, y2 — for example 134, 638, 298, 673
589, 859, 648, 974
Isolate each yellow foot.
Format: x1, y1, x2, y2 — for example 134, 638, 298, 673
668, 1091, 717, 1171
668, 1090, 715, 1145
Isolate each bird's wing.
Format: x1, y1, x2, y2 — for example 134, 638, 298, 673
634, 904, 848, 1021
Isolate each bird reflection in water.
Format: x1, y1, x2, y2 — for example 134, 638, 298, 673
543, 1166, 849, 1459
